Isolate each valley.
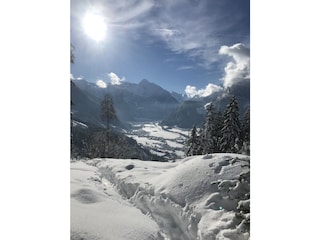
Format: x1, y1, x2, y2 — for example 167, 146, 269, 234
125, 122, 190, 160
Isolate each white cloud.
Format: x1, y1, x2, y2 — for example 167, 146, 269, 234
185, 83, 222, 98
108, 0, 154, 23
78, 0, 247, 70
219, 43, 250, 88
96, 79, 107, 88
108, 72, 125, 85
148, 0, 238, 68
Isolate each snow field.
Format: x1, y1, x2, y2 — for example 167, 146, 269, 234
127, 122, 189, 160
91, 153, 250, 240
70, 161, 166, 240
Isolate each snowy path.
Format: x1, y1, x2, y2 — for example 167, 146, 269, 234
71, 154, 250, 240
70, 161, 166, 240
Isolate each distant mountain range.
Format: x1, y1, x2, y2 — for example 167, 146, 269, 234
71, 79, 180, 126
71, 78, 249, 129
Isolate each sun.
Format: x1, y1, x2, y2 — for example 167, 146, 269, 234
82, 13, 107, 42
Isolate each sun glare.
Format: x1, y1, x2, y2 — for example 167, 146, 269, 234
82, 13, 107, 42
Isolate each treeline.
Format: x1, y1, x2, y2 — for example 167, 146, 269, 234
71, 94, 165, 161
186, 96, 250, 156
71, 126, 164, 161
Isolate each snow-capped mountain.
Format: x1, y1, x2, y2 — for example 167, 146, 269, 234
162, 81, 250, 128
71, 79, 180, 125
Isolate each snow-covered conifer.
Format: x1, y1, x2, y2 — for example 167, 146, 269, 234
186, 125, 200, 156
220, 96, 242, 153
202, 102, 219, 154
241, 108, 250, 155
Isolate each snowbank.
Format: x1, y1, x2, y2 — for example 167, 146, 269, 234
70, 161, 165, 240
88, 153, 250, 240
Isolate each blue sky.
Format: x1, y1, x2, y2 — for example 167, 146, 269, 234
71, 0, 250, 95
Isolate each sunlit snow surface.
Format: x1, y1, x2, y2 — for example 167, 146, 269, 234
71, 154, 250, 240
126, 122, 189, 160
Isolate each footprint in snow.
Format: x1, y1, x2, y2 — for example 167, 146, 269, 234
71, 189, 101, 204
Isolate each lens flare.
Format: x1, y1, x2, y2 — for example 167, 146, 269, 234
82, 13, 107, 42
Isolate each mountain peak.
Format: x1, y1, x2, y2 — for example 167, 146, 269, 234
139, 79, 151, 85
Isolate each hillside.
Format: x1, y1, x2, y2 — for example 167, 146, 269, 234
71, 153, 250, 240
71, 79, 180, 124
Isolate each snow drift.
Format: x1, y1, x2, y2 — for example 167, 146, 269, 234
72, 153, 250, 240
72, 154, 250, 240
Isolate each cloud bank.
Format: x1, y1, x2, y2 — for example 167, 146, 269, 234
184, 43, 250, 98
219, 43, 250, 88
96, 79, 107, 88
185, 83, 222, 98
108, 72, 125, 85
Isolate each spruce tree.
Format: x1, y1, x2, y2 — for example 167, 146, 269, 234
202, 102, 219, 154
186, 125, 200, 156
241, 108, 250, 155
100, 94, 118, 130
220, 96, 241, 153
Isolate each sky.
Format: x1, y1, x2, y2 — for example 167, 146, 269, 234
70, 0, 250, 95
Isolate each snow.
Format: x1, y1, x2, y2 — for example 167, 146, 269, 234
72, 120, 88, 128
71, 161, 166, 240
126, 122, 189, 160
71, 154, 250, 240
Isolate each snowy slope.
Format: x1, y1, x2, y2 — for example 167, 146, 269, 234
71, 154, 250, 240
71, 161, 166, 240
126, 122, 189, 160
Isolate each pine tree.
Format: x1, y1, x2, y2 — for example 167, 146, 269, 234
100, 94, 118, 130
186, 125, 200, 156
212, 111, 223, 152
196, 127, 204, 155
241, 108, 250, 155
202, 102, 219, 154
220, 96, 241, 153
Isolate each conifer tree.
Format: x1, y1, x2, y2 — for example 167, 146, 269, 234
196, 127, 204, 155
241, 108, 250, 154
100, 94, 118, 130
202, 102, 219, 154
213, 111, 223, 148
220, 96, 241, 153
186, 125, 200, 156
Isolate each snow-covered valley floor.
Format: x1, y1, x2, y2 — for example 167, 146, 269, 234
71, 154, 250, 240
126, 122, 189, 160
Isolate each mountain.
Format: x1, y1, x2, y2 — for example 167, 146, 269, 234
71, 81, 103, 126
162, 100, 206, 128
162, 82, 250, 128
71, 77, 249, 129
71, 79, 180, 124
170, 91, 187, 102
